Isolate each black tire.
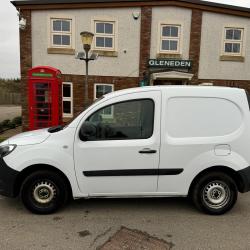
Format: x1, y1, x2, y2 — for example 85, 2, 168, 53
20, 170, 69, 214
191, 172, 238, 215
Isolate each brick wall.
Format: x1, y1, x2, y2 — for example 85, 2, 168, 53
139, 6, 152, 79
20, 10, 32, 131
197, 79, 250, 92
62, 74, 139, 116
189, 9, 202, 84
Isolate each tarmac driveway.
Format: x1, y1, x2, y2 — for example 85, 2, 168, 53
0, 193, 250, 249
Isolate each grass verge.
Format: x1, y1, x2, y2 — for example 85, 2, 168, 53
0, 137, 7, 143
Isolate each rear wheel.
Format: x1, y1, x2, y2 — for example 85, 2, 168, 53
21, 170, 69, 214
191, 172, 238, 215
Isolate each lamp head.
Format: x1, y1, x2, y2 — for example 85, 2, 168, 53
80, 31, 94, 49
19, 17, 27, 30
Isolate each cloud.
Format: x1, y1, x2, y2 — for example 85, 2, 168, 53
0, 0, 20, 79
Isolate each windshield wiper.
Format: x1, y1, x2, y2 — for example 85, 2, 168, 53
48, 125, 64, 133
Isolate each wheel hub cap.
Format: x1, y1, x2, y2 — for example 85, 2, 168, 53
33, 181, 56, 204
203, 181, 230, 209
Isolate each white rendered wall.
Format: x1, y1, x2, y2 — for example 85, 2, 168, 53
32, 8, 141, 77
199, 12, 250, 80
150, 7, 192, 59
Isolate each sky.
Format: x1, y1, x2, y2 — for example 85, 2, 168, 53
0, 0, 250, 79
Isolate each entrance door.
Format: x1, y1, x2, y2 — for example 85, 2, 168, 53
74, 91, 161, 196
30, 81, 52, 130
154, 80, 183, 85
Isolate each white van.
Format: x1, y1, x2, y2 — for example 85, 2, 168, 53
1, 86, 250, 215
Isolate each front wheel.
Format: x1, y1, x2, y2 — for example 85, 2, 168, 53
21, 170, 69, 214
191, 172, 238, 215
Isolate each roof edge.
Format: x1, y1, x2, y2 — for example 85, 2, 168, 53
11, 0, 250, 17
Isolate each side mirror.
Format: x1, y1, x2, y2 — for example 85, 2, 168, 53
80, 122, 97, 141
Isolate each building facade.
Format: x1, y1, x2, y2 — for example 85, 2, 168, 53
12, 0, 250, 130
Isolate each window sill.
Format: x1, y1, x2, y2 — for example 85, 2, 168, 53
47, 48, 75, 55
63, 117, 73, 123
220, 55, 245, 62
156, 53, 182, 59
92, 50, 118, 57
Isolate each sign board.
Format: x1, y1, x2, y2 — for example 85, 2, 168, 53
32, 73, 53, 78
148, 59, 192, 69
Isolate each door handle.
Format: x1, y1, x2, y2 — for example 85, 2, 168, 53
139, 148, 157, 154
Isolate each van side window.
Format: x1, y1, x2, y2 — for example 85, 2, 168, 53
83, 99, 154, 140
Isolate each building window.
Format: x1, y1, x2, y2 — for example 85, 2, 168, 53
160, 24, 181, 53
223, 28, 244, 55
94, 84, 114, 99
94, 84, 114, 117
94, 21, 115, 50
62, 82, 73, 118
51, 18, 72, 48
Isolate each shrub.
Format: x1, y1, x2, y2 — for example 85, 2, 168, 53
8, 121, 16, 129
0, 116, 22, 132
2, 119, 11, 128
12, 116, 22, 126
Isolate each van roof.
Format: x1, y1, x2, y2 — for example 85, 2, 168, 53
103, 85, 245, 98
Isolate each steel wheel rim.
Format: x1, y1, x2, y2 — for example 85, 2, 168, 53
33, 181, 57, 204
202, 181, 230, 209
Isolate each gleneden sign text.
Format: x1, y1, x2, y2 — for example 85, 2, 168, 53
148, 59, 192, 69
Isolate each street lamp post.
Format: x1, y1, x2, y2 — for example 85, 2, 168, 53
80, 31, 94, 109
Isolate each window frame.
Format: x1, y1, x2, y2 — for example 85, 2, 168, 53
94, 83, 114, 118
81, 98, 155, 141
49, 16, 75, 49
62, 82, 73, 118
94, 83, 114, 100
159, 24, 181, 54
223, 27, 244, 56
93, 20, 116, 51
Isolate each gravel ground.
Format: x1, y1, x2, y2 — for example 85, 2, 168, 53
0, 193, 250, 249
0, 105, 21, 122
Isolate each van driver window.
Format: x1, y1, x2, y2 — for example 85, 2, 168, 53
83, 99, 154, 140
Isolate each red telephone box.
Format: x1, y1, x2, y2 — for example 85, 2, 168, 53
28, 66, 62, 130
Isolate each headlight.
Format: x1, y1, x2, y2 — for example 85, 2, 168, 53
0, 145, 17, 158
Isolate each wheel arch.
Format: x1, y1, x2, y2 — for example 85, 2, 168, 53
188, 165, 244, 195
14, 164, 73, 198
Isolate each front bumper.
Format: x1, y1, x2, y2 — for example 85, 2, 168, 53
0, 157, 19, 197
237, 166, 250, 193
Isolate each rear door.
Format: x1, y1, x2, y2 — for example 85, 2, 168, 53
74, 90, 161, 196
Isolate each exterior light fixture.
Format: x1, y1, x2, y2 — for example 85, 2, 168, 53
80, 31, 94, 51
19, 17, 27, 30
18, 9, 27, 30
77, 31, 98, 109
